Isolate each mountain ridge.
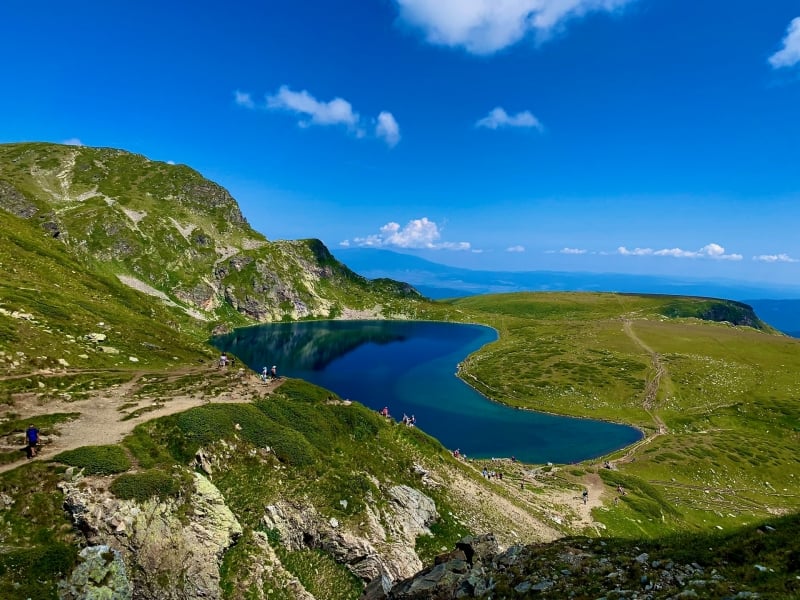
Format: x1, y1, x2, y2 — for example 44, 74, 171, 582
0, 142, 423, 331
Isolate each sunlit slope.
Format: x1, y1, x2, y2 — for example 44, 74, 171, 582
0, 142, 423, 328
447, 292, 799, 532
0, 209, 213, 374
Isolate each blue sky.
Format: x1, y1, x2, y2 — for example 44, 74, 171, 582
2, 1, 800, 286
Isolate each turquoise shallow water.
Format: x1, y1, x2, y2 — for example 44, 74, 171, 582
213, 320, 642, 464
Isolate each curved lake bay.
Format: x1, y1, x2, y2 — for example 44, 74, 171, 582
213, 320, 642, 463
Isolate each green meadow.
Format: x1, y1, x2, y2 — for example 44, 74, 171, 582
421, 292, 800, 535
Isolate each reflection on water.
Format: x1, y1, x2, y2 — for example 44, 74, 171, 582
212, 320, 642, 464
212, 320, 407, 371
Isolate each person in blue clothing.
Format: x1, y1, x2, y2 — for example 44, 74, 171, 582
25, 424, 39, 458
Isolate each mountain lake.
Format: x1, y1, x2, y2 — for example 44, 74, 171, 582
212, 320, 642, 464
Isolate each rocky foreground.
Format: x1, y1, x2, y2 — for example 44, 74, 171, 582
363, 529, 795, 599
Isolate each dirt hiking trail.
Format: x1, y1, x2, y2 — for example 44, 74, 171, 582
0, 365, 283, 474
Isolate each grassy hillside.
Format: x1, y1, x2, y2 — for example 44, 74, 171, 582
0, 142, 423, 331
431, 292, 800, 536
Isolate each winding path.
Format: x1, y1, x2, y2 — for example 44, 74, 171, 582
0, 366, 282, 474
615, 319, 669, 463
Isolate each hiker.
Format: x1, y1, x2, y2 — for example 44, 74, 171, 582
219, 352, 228, 368
261, 366, 269, 382
453, 448, 460, 459
25, 424, 39, 459
380, 406, 389, 418
582, 489, 589, 505
408, 414, 416, 427
270, 365, 278, 378
402, 414, 409, 425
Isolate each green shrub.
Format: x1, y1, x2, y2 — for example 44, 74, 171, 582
277, 547, 363, 600
123, 428, 174, 469
53, 445, 131, 475
109, 469, 182, 502
168, 404, 317, 467
0, 543, 76, 599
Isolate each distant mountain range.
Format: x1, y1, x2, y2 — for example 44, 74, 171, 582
334, 248, 800, 336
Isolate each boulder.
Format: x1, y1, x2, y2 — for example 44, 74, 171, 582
58, 544, 132, 600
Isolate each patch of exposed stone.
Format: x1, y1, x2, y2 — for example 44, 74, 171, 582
59, 468, 241, 600
261, 483, 438, 584
362, 533, 769, 599
116, 274, 208, 321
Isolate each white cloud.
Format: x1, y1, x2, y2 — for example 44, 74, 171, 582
617, 246, 653, 256
476, 107, 542, 130
507, 245, 526, 252
769, 17, 800, 69
267, 85, 359, 128
618, 243, 742, 260
239, 85, 400, 145
753, 253, 799, 263
560, 247, 587, 255
166, 160, 176, 165
343, 217, 471, 250
234, 90, 255, 109
376, 111, 401, 147
393, 0, 636, 54
62, 138, 83, 146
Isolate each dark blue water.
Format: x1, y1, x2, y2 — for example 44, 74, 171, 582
212, 320, 642, 463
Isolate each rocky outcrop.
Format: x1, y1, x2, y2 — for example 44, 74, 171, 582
58, 545, 132, 600
261, 484, 438, 585
0, 179, 38, 217
59, 469, 242, 600
363, 532, 771, 599
362, 534, 501, 600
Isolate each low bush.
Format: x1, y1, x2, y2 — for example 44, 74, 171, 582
53, 445, 131, 475
109, 469, 182, 502
168, 404, 317, 467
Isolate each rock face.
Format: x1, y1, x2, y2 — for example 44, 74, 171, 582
261, 484, 438, 584
59, 469, 242, 600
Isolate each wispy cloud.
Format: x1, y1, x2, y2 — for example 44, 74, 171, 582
236, 86, 400, 146
618, 243, 742, 260
393, 0, 637, 55
62, 138, 83, 146
753, 253, 799, 263
375, 111, 401, 147
342, 217, 471, 250
560, 247, 587, 255
234, 90, 255, 109
476, 107, 543, 130
769, 17, 800, 69
506, 245, 526, 253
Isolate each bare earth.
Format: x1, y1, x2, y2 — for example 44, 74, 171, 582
0, 365, 281, 474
